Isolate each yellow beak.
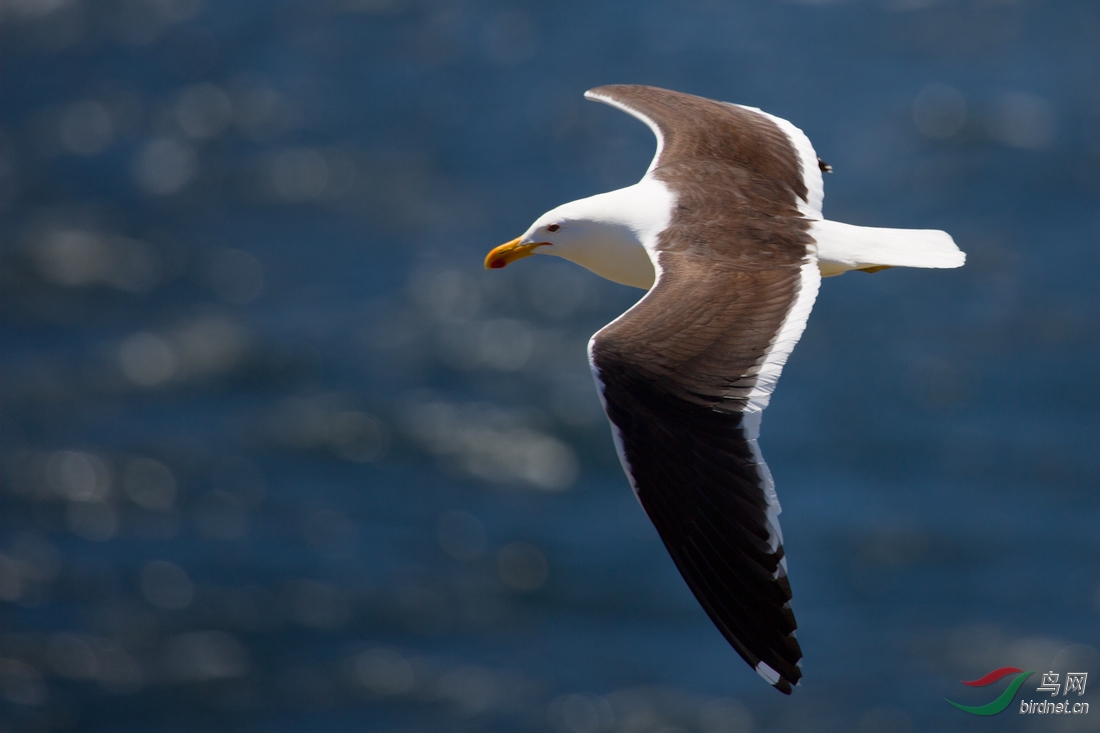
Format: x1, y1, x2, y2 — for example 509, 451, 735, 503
484, 237, 549, 269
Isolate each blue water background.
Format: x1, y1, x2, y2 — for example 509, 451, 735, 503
2, 2, 1099, 731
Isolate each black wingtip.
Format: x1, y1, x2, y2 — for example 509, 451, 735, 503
818, 158, 833, 173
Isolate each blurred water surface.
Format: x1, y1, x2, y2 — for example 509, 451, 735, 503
2, 1, 1099, 731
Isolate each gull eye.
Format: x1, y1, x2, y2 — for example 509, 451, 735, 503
547, 224, 560, 233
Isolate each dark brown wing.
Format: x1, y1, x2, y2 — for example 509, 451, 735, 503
590, 254, 819, 694
585, 84, 810, 209
585, 86, 822, 693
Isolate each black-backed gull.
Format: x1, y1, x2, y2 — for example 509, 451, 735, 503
485, 85, 964, 694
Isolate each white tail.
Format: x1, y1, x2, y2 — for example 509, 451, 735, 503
812, 219, 965, 277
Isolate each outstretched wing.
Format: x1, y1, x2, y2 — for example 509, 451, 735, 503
589, 255, 819, 694
585, 84, 825, 218
583, 85, 823, 693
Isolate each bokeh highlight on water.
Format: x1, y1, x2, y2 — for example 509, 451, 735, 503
2, 1, 1099, 731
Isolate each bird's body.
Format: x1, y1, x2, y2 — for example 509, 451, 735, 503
486, 85, 964, 694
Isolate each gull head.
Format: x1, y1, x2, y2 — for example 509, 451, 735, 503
484, 184, 670, 290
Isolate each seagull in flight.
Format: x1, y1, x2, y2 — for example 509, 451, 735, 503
485, 85, 964, 693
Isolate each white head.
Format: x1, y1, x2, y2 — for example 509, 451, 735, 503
485, 180, 674, 290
